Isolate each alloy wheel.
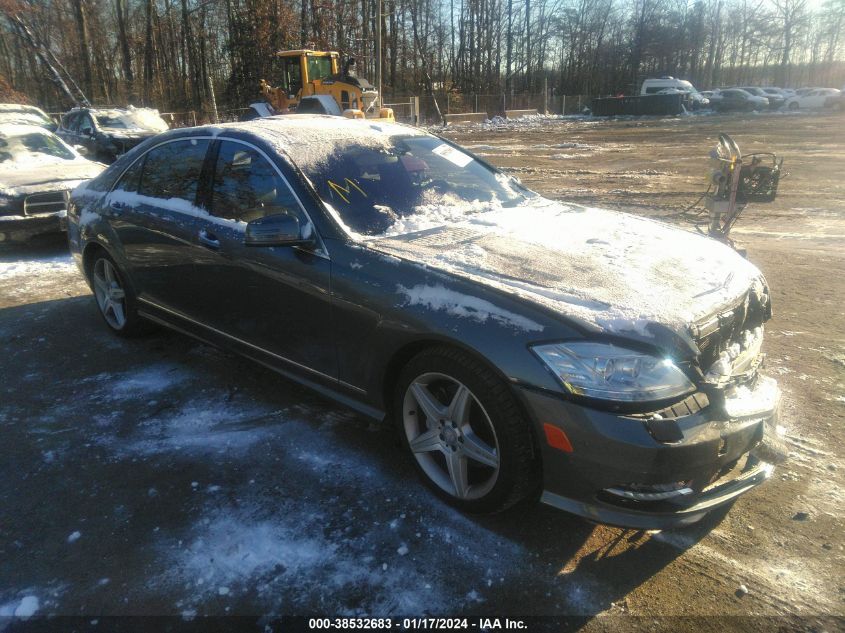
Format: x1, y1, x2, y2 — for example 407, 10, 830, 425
402, 372, 500, 500
92, 258, 127, 330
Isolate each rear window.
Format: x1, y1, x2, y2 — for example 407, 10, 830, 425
137, 139, 209, 202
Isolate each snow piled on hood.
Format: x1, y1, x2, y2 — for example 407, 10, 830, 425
369, 197, 763, 334
94, 106, 169, 134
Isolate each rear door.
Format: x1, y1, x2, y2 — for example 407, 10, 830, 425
187, 138, 337, 379
108, 137, 212, 314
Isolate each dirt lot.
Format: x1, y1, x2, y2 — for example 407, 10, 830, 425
1, 112, 843, 630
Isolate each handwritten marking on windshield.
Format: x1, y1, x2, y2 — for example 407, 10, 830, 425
328, 178, 367, 204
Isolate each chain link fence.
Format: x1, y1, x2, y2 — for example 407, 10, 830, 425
394, 93, 595, 125
146, 93, 599, 129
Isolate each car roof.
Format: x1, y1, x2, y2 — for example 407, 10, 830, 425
0, 123, 55, 138
179, 114, 425, 152
0, 103, 47, 114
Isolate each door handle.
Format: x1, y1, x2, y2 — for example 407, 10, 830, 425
198, 229, 220, 249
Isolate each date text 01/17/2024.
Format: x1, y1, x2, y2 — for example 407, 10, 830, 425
307, 618, 528, 630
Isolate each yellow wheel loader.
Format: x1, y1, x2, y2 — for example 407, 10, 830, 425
259, 50, 394, 121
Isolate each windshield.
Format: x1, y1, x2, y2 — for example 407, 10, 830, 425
0, 130, 76, 164
306, 55, 333, 81
296, 134, 530, 236
94, 108, 169, 133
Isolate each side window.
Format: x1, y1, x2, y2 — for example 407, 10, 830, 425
210, 141, 300, 223
138, 139, 209, 203
79, 114, 95, 135
62, 112, 80, 132
113, 156, 145, 194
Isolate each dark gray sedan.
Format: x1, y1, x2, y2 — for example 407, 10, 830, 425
67, 115, 786, 528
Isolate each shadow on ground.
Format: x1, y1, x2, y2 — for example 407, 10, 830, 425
0, 273, 724, 621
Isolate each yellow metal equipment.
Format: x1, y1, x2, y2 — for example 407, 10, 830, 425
259, 50, 394, 121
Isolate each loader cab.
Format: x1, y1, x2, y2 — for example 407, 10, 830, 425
277, 50, 340, 99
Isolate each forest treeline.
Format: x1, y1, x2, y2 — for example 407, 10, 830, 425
1, 0, 843, 115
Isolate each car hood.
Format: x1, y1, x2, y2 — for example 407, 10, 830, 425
368, 199, 765, 345
0, 159, 105, 195
99, 128, 159, 140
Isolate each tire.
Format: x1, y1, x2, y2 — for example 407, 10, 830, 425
87, 251, 149, 337
789, 102, 799, 111
394, 346, 540, 514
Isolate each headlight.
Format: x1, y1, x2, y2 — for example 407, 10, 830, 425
532, 342, 695, 402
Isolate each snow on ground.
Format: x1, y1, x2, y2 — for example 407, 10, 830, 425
0, 252, 75, 283
11, 354, 545, 616
0, 595, 39, 619
153, 432, 530, 616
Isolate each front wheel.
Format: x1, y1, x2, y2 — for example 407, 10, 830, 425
395, 347, 540, 514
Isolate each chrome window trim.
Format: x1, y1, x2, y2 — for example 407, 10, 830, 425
138, 297, 366, 395
106, 134, 330, 260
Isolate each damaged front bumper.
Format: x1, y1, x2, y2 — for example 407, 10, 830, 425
0, 210, 67, 243
520, 373, 786, 530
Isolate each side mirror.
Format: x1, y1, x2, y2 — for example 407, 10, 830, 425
81, 127, 94, 136
244, 213, 312, 247
74, 144, 89, 156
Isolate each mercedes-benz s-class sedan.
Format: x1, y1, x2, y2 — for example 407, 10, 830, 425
67, 116, 787, 528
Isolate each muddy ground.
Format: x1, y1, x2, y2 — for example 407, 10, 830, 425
1, 112, 843, 630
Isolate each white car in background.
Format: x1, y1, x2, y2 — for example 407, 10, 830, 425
0, 104, 57, 131
786, 88, 839, 109
0, 123, 105, 242
641, 77, 709, 109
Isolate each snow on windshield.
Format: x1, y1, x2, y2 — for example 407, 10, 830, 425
94, 107, 169, 133
0, 126, 76, 165
290, 132, 528, 236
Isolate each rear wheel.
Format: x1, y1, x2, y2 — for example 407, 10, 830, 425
395, 347, 540, 513
89, 252, 148, 337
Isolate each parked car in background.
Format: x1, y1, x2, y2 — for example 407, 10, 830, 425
641, 77, 709, 109
786, 88, 841, 110
711, 88, 768, 112
0, 103, 57, 131
655, 88, 710, 109
67, 115, 785, 528
0, 123, 104, 242
56, 106, 169, 163
738, 87, 785, 109
824, 89, 845, 111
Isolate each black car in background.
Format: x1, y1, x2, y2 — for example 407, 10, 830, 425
67, 116, 786, 528
0, 123, 104, 242
710, 88, 769, 112
737, 86, 785, 110
57, 106, 169, 163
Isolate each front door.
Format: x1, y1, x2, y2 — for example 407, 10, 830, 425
187, 139, 336, 379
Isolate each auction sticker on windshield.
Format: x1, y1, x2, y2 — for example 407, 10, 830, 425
431, 143, 473, 167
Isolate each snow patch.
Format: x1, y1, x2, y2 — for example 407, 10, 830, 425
0, 595, 39, 619
397, 283, 544, 332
